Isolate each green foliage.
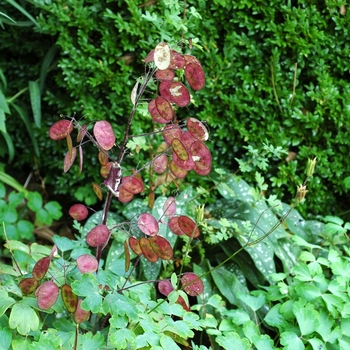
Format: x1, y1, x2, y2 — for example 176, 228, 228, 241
0, 180, 62, 241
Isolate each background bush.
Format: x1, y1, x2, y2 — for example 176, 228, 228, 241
1, 0, 350, 219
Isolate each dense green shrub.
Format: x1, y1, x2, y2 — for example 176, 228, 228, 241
1, 0, 350, 219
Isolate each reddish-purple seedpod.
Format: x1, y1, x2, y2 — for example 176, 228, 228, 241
137, 213, 159, 236
169, 50, 186, 70
37, 281, 59, 309
163, 196, 176, 218
143, 49, 154, 63
190, 141, 212, 176
169, 160, 188, 179
172, 151, 195, 171
162, 125, 183, 145
86, 224, 109, 247
118, 187, 134, 203
168, 216, 185, 236
18, 278, 39, 296
129, 236, 142, 255
69, 204, 89, 221
171, 138, 189, 161
186, 118, 209, 142
76, 254, 98, 274
183, 54, 202, 67
121, 176, 144, 194
155, 96, 173, 122
149, 236, 173, 260
76, 124, 87, 142
61, 284, 78, 313
49, 120, 74, 140
181, 131, 197, 149
153, 153, 168, 174
178, 216, 200, 238
160, 82, 191, 107
185, 63, 206, 91
148, 99, 169, 124
63, 147, 77, 173
181, 272, 204, 296
74, 299, 90, 324
158, 279, 174, 296
93, 120, 115, 151
139, 237, 158, 263
155, 68, 175, 81
32, 257, 50, 281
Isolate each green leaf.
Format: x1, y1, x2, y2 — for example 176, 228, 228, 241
10, 103, 40, 157
293, 300, 320, 336
9, 302, 39, 335
76, 332, 105, 350
71, 274, 102, 313
109, 328, 136, 349
0, 109, 6, 133
315, 308, 334, 342
0, 90, 10, 114
0, 327, 12, 350
44, 201, 62, 220
237, 291, 266, 311
321, 294, 344, 318
210, 264, 248, 306
27, 191, 43, 211
280, 332, 304, 350
28, 339, 56, 350
0, 290, 15, 317
16, 220, 34, 240
216, 332, 251, 350
102, 293, 138, 320
294, 284, 321, 301
53, 235, 77, 252
264, 304, 289, 330
252, 334, 275, 350
307, 338, 325, 350
159, 334, 182, 350
5, 0, 40, 27
39, 45, 59, 93
1, 130, 15, 162
4, 240, 29, 254
28, 81, 41, 128
36, 208, 52, 225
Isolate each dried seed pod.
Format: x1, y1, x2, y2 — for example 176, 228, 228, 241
69, 204, 89, 221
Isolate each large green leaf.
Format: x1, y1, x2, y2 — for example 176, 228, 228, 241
9, 302, 39, 335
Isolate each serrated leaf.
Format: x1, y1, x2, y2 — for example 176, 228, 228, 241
293, 300, 320, 335
216, 332, 251, 350
280, 332, 304, 350
71, 274, 102, 313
